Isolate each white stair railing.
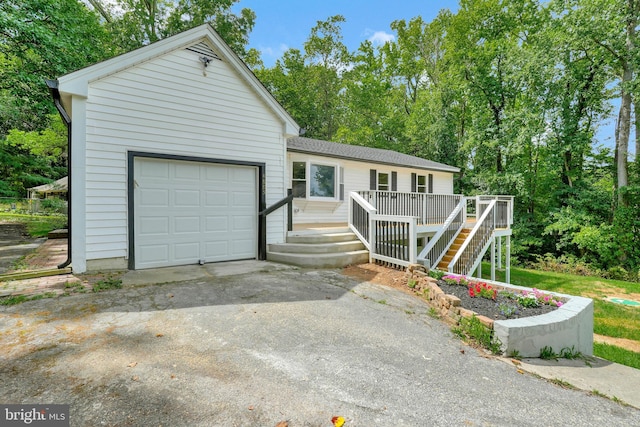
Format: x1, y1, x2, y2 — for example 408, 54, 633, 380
348, 191, 377, 250
417, 198, 466, 269
448, 200, 497, 275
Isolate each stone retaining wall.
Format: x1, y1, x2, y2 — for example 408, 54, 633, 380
406, 265, 594, 357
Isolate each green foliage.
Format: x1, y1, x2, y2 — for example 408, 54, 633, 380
539, 346, 558, 360
92, 277, 123, 293
5, 115, 67, 160
428, 269, 446, 280
102, 0, 256, 59
0, 0, 114, 135
0, 213, 67, 237
456, 315, 502, 354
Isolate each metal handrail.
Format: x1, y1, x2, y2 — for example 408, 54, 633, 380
258, 189, 293, 260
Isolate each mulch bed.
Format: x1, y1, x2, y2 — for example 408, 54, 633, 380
437, 280, 559, 321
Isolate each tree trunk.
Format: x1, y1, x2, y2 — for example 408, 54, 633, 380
616, 64, 632, 203
635, 100, 640, 181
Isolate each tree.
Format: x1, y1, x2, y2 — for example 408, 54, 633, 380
257, 16, 350, 140
89, 0, 257, 60
0, 0, 113, 135
560, 0, 640, 203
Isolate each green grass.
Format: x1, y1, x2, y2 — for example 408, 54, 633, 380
92, 277, 123, 292
0, 292, 57, 306
0, 213, 67, 237
593, 343, 640, 370
477, 263, 640, 368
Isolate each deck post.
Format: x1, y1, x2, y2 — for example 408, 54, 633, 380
368, 215, 375, 263
506, 235, 511, 284
497, 236, 502, 269
490, 237, 496, 281
409, 217, 417, 263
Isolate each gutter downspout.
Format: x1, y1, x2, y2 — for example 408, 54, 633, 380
46, 79, 72, 269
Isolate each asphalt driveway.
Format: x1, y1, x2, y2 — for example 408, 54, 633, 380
1, 262, 639, 426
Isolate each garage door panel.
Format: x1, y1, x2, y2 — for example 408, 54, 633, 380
138, 244, 169, 263
134, 158, 257, 269
203, 166, 228, 182
139, 159, 169, 178
173, 242, 200, 261
139, 217, 169, 235
174, 163, 202, 180
174, 189, 201, 207
233, 215, 254, 232
205, 216, 229, 232
233, 191, 255, 207
174, 216, 200, 234
204, 241, 229, 259
140, 189, 169, 207
204, 191, 228, 207
232, 239, 254, 255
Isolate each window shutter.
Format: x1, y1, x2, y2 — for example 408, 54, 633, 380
370, 169, 377, 190
428, 173, 434, 193
411, 173, 416, 192
391, 171, 397, 191
339, 167, 345, 201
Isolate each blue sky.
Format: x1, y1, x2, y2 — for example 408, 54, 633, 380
233, 0, 630, 155
234, 0, 459, 66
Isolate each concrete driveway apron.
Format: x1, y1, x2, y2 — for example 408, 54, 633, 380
1, 261, 639, 426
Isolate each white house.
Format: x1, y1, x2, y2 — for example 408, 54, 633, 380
50, 23, 511, 280
287, 136, 459, 226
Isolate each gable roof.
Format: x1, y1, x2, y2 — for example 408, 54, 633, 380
56, 24, 299, 136
287, 137, 460, 173
28, 176, 68, 195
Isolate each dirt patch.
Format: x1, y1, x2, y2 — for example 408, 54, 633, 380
342, 263, 410, 294
594, 334, 640, 353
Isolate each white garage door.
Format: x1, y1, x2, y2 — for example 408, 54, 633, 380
134, 157, 257, 269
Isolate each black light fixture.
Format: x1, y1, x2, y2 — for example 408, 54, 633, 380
199, 56, 212, 76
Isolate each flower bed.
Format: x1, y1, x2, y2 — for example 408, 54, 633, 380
438, 274, 563, 321
405, 265, 594, 357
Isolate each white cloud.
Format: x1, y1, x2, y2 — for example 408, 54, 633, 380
366, 30, 395, 46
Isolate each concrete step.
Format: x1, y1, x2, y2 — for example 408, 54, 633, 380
267, 250, 370, 269
268, 240, 365, 254
286, 231, 358, 244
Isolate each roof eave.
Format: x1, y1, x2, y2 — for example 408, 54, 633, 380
287, 147, 460, 173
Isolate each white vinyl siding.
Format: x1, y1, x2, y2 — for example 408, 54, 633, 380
288, 152, 455, 225
80, 47, 287, 263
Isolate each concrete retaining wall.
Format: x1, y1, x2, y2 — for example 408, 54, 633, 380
406, 266, 594, 358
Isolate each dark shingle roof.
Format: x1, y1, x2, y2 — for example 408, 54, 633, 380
287, 137, 460, 173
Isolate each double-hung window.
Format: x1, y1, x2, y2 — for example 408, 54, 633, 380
417, 175, 427, 193
412, 173, 434, 193
377, 172, 389, 191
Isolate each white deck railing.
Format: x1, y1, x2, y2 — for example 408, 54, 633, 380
357, 191, 463, 225
349, 191, 513, 273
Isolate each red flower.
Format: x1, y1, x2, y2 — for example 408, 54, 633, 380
469, 288, 476, 297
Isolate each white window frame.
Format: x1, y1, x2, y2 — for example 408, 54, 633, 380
377, 171, 390, 191
292, 160, 340, 201
416, 174, 427, 193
